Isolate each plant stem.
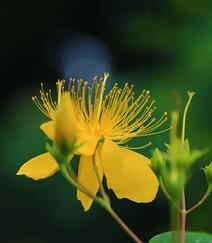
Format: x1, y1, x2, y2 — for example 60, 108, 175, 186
92, 154, 142, 243
159, 178, 182, 211
170, 204, 180, 243
60, 162, 143, 243
92, 154, 108, 202
180, 191, 186, 243
60, 163, 106, 208
106, 206, 142, 243
187, 188, 211, 214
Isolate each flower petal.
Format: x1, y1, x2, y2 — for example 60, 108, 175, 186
77, 154, 103, 211
76, 132, 100, 156
99, 138, 123, 190
17, 152, 59, 180
112, 148, 159, 203
40, 121, 55, 141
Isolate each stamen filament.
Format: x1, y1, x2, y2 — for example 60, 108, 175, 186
32, 74, 168, 146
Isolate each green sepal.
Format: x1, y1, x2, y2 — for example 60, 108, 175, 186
166, 139, 189, 167
56, 137, 82, 156
204, 161, 212, 188
46, 142, 68, 165
151, 148, 166, 176
166, 139, 208, 169
46, 142, 80, 165
188, 148, 209, 165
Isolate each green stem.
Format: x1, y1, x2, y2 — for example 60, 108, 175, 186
92, 153, 109, 202
159, 178, 182, 212
179, 92, 195, 242
106, 206, 142, 243
60, 162, 143, 243
186, 187, 211, 214
60, 163, 108, 210
170, 203, 180, 243
180, 190, 186, 243
170, 111, 179, 171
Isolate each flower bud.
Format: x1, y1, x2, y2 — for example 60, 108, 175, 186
55, 92, 79, 155
167, 139, 208, 171
168, 139, 190, 168
151, 148, 165, 176
162, 171, 184, 201
204, 162, 212, 187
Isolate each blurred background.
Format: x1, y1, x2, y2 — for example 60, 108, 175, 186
1, 0, 212, 242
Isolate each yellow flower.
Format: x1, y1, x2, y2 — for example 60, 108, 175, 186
17, 73, 167, 211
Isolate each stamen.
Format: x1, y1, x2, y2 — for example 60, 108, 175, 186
122, 142, 152, 150
32, 81, 65, 119
33, 74, 168, 146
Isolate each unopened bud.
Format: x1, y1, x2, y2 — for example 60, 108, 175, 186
204, 162, 212, 187
162, 171, 184, 201
151, 148, 165, 176
55, 92, 78, 155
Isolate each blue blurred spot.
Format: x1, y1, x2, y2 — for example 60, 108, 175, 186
58, 34, 112, 82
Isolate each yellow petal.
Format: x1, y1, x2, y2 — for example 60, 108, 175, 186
123, 148, 151, 166
76, 132, 100, 156
112, 148, 159, 203
99, 138, 123, 190
17, 152, 59, 180
40, 121, 55, 141
55, 92, 78, 149
77, 154, 103, 211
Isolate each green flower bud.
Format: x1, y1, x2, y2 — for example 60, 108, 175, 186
162, 170, 184, 201
204, 162, 212, 187
167, 138, 208, 171
167, 139, 190, 167
151, 148, 165, 176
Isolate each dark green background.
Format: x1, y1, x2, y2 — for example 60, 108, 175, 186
1, 0, 212, 242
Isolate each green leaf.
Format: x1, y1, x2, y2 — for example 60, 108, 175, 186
149, 231, 212, 243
